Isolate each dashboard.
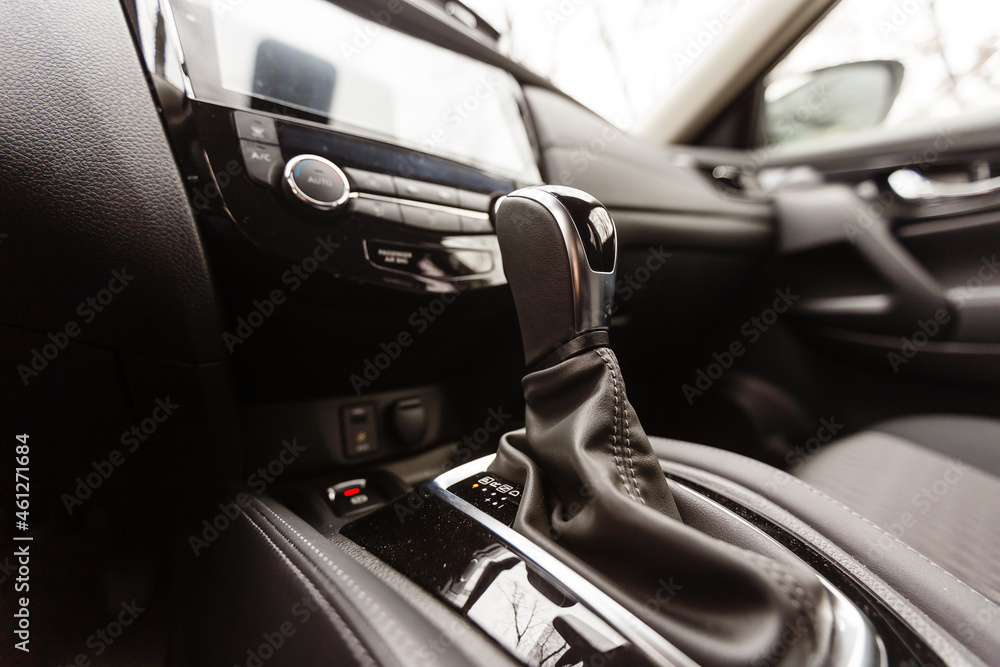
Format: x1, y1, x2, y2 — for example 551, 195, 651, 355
139, 0, 542, 293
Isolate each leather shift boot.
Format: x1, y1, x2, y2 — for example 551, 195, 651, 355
490, 348, 832, 667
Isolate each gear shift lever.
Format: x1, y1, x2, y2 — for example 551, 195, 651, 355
491, 185, 829, 667
495, 186, 618, 368
494, 184, 680, 512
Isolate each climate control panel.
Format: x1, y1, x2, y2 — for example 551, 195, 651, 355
189, 102, 523, 293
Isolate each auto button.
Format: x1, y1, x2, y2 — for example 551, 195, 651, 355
283, 154, 350, 211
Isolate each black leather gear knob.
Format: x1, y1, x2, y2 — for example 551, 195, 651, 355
495, 185, 617, 367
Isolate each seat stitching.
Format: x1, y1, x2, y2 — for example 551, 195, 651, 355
615, 354, 644, 505
251, 500, 423, 658
595, 349, 633, 499
669, 442, 993, 603
239, 508, 377, 667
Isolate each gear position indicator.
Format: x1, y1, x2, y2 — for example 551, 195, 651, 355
449, 473, 522, 526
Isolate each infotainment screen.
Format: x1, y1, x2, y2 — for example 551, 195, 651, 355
170, 0, 540, 183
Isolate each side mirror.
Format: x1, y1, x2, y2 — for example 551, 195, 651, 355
763, 60, 904, 146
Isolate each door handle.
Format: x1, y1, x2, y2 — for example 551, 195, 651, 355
888, 168, 1000, 202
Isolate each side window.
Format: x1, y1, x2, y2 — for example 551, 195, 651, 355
762, 0, 1000, 146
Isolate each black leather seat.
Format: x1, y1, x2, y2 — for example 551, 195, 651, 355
652, 414, 1000, 664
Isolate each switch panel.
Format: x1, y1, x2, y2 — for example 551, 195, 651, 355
342, 403, 380, 458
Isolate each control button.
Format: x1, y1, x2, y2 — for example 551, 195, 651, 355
327, 478, 367, 501
344, 168, 395, 196
342, 404, 380, 458
240, 140, 284, 186
400, 204, 462, 233
392, 398, 427, 447
457, 189, 493, 212
365, 240, 492, 278
234, 111, 279, 144
393, 177, 460, 207
327, 479, 382, 516
350, 196, 403, 223
283, 155, 350, 211
460, 216, 493, 234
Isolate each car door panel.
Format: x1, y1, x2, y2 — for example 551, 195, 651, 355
766, 116, 1000, 384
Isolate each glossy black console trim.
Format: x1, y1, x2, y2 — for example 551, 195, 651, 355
342, 456, 691, 667
663, 473, 946, 667
341, 489, 664, 667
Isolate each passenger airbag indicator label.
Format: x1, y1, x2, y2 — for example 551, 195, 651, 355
376, 248, 414, 266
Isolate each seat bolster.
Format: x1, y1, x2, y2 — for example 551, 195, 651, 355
652, 437, 1000, 665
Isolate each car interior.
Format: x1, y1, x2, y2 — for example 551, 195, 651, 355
1, 0, 998, 665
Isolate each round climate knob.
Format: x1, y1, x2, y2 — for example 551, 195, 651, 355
283, 154, 350, 211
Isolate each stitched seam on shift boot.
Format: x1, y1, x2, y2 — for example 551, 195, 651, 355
596, 349, 632, 499
252, 501, 423, 660
616, 354, 644, 505
239, 509, 377, 667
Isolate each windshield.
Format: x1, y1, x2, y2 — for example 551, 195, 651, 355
468, 0, 1000, 135
463, 0, 759, 129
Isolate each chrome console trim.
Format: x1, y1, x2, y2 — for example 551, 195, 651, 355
431, 455, 697, 667
433, 453, 887, 667
670, 482, 887, 667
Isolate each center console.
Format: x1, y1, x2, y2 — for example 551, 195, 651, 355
140, 0, 540, 294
